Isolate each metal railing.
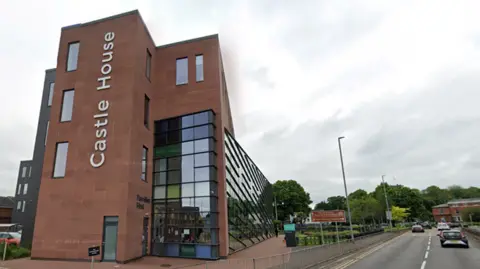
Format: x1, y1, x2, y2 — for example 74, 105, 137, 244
183, 230, 405, 269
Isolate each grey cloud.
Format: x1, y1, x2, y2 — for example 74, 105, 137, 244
239, 68, 480, 203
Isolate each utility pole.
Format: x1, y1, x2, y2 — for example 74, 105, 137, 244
274, 195, 278, 221
338, 136, 355, 241
382, 175, 393, 230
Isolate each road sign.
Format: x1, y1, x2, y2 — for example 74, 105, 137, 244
386, 211, 392, 220
88, 246, 101, 257
312, 210, 346, 223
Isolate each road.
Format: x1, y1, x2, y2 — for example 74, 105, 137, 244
328, 229, 480, 269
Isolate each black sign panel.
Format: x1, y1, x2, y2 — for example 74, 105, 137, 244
88, 246, 101, 257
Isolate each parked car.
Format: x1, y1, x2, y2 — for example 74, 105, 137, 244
438, 230, 469, 248
412, 225, 425, 233
0, 232, 21, 246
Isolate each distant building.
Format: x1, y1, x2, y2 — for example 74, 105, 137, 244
432, 198, 480, 222
0, 196, 15, 224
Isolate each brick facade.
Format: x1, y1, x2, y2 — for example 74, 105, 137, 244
32, 10, 234, 262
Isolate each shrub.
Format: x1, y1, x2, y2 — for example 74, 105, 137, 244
0, 243, 30, 260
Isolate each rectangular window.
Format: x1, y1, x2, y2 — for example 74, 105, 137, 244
17, 184, 21, 195
28, 166, 32, 177
176, 57, 188, 85
141, 146, 148, 181
48, 83, 55, 106
45, 121, 50, 146
21, 167, 27, 178
17, 201, 21, 210
53, 142, 69, 178
22, 201, 26, 212
146, 49, 152, 80
66, 42, 80, 71
196, 55, 204, 82
60, 90, 75, 122
23, 183, 28, 195
144, 95, 150, 128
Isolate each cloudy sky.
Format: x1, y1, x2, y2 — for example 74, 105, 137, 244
1, 0, 480, 204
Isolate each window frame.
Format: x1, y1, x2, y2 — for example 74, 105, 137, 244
146, 49, 152, 81
47, 82, 55, 106
195, 54, 204, 82
144, 95, 150, 129
66, 41, 80, 72
176, 57, 188, 85
52, 141, 69, 179
60, 89, 75, 122
141, 146, 148, 182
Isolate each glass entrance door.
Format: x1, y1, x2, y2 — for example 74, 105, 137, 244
102, 216, 119, 261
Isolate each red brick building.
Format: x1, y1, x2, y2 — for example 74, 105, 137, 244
30, 10, 274, 263
0, 197, 14, 224
432, 198, 480, 222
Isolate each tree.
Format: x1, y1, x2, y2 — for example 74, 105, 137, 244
348, 189, 368, 200
350, 196, 382, 224
273, 180, 312, 221
326, 196, 347, 210
391, 206, 410, 221
461, 208, 480, 222
314, 201, 331, 210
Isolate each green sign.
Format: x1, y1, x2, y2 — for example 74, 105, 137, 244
284, 224, 295, 231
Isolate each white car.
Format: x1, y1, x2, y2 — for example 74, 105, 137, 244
437, 222, 450, 231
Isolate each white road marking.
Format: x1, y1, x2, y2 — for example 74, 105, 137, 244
330, 232, 408, 269
424, 251, 429, 259
420, 260, 427, 269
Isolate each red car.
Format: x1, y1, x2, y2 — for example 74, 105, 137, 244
0, 232, 21, 246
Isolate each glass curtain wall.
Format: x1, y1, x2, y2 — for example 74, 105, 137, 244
152, 110, 219, 259
224, 130, 275, 253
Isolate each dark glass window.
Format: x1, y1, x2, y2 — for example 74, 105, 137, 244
141, 146, 148, 181
146, 49, 152, 80
224, 131, 274, 254
144, 95, 150, 128
181, 115, 194, 128
152, 111, 218, 259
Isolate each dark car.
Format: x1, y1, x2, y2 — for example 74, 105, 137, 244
438, 230, 469, 248
421, 223, 432, 229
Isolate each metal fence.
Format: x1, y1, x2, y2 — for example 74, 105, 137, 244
184, 231, 405, 269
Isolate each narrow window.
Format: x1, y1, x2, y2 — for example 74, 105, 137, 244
67, 42, 80, 71
28, 166, 32, 177
146, 49, 152, 80
141, 147, 148, 181
60, 90, 75, 122
17, 184, 22, 195
176, 57, 188, 85
144, 95, 150, 128
47, 83, 55, 106
196, 55, 204, 82
21, 201, 26, 212
21, 167, 27, 178
23, 183, 28, 195
45, 121, 50, 146
53, 142, 69, 178
17, 201, 22, 211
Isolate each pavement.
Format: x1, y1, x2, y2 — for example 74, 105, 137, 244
0, 236, 289, 269
323, 229, 480, 269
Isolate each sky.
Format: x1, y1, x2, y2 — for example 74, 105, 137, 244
1, 0, 480, 204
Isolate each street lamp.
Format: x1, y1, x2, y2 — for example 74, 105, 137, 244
381, 175, 393, 230
337, 136, 355, 241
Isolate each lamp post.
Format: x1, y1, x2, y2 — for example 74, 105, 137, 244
337, 136, 355, 241
381, 175, 393, 230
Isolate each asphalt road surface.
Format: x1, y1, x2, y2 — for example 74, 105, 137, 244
329, 229, 480, 269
